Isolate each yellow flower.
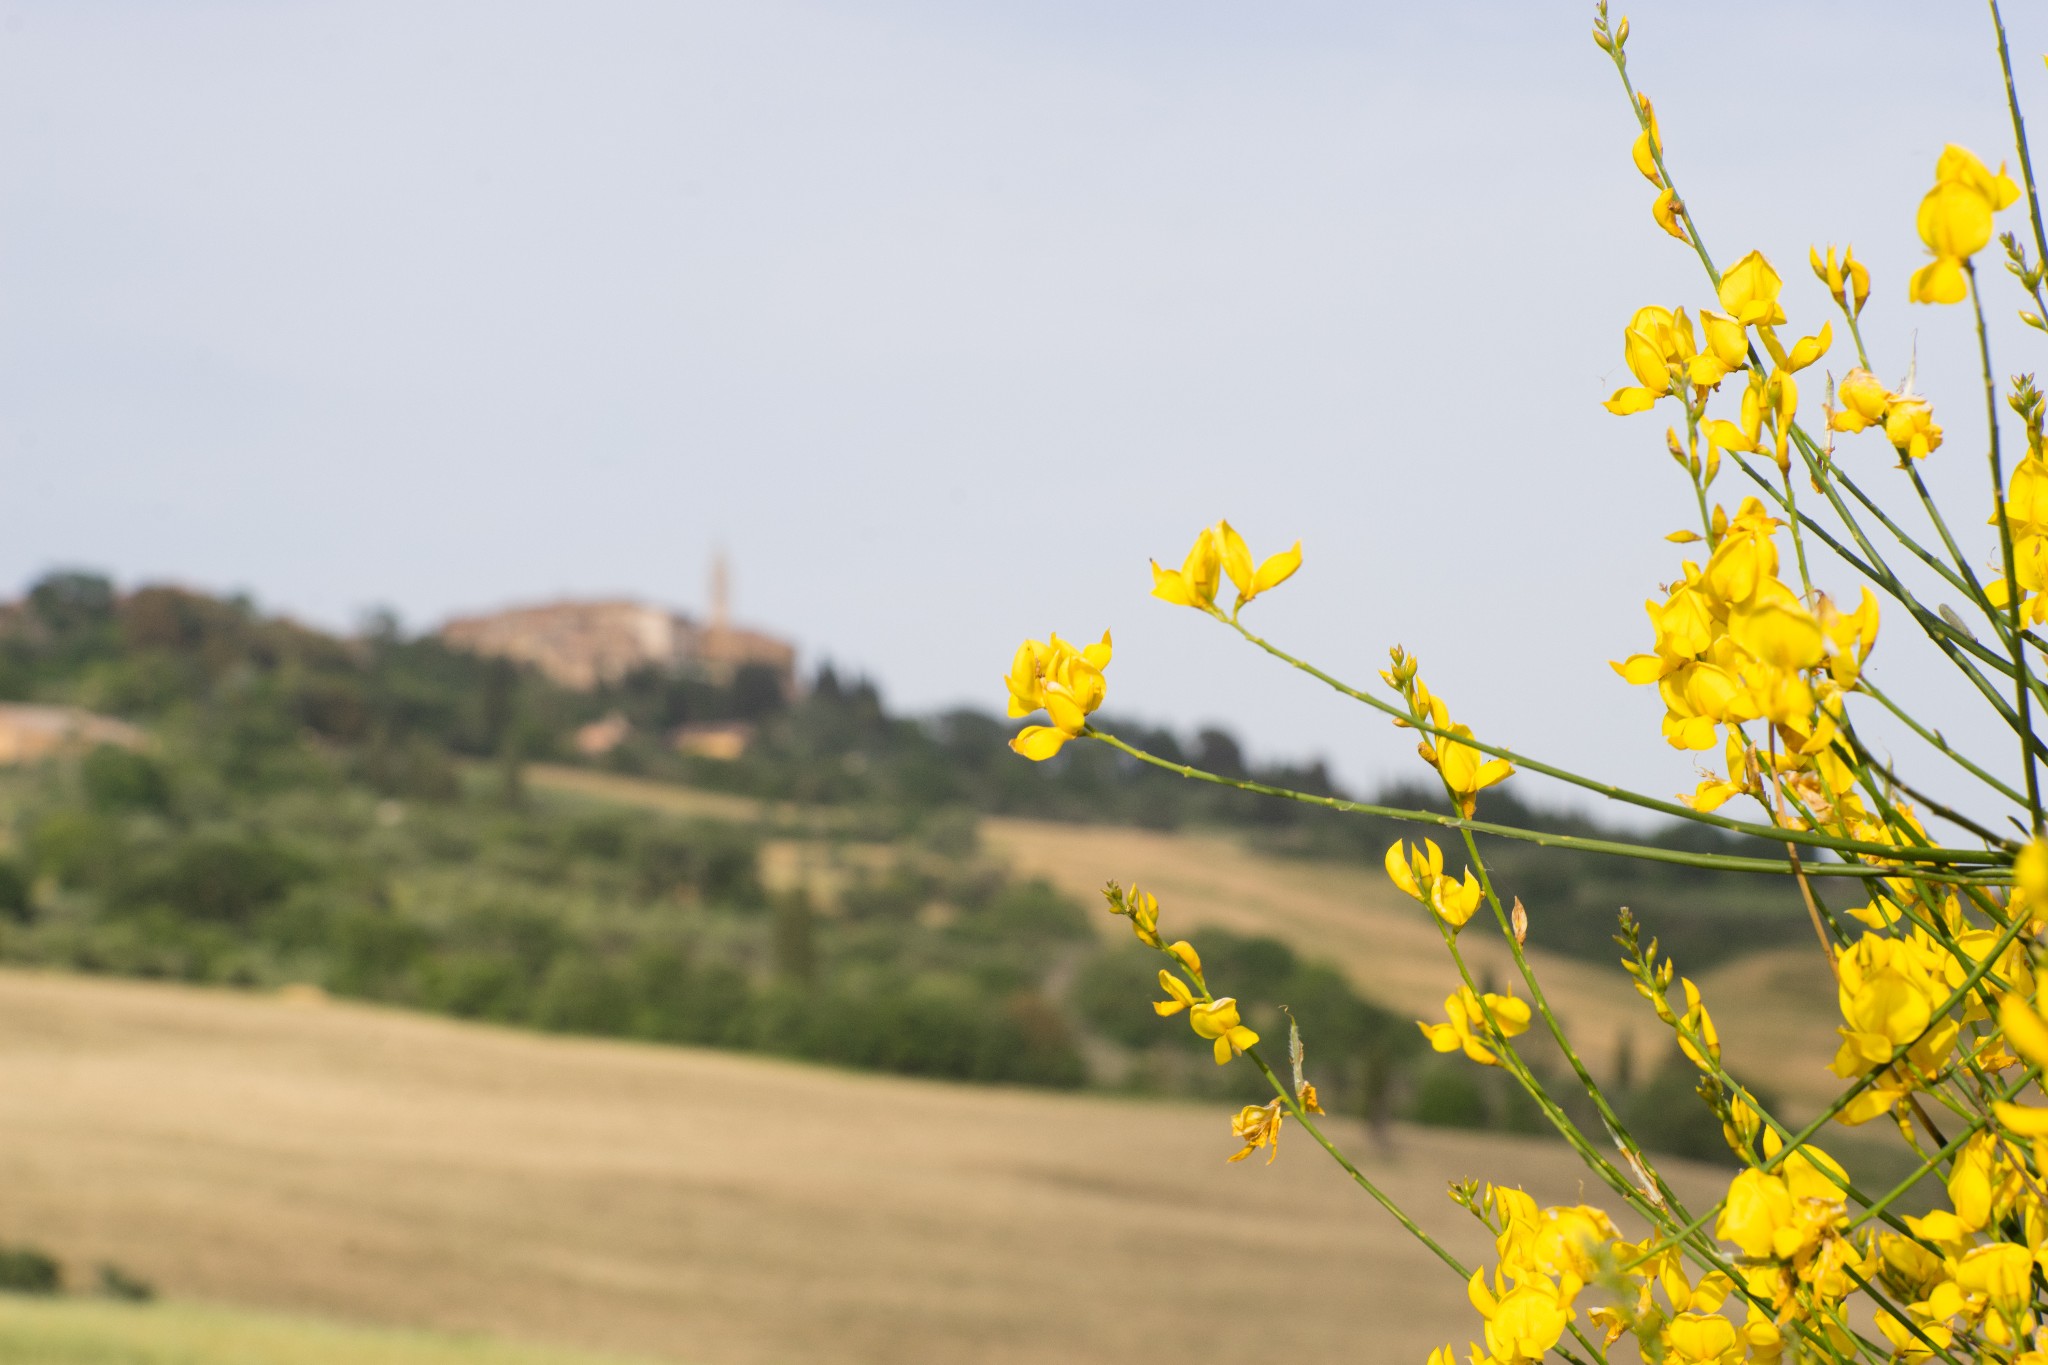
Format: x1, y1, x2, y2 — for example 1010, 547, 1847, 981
1603, 305, 1685, 414
1663, 1312, 1743, 1365
1215, 520, 1303, 609
1652, 187, 1687, 241
1383, 836, 1443, 899
1396, 678, 1514, 816
1226, 1099, 1284, 1164
1437, 725, 1513, 818
1829, 367, 1891, 433
1632, 96, 1663, 186
1153, 969, 1195, 1017
1149, 525, 1222, 608
1468, 1268, 1571, 1365
1883, 395, 1943, 460
1717, 1168, 1794, 1260
1876, 1310, 1953, 1364
1810, 243, 1870, 315
1703, 366, 1796, 469
1703, 497, 1781, 605
2003, 456, 2048, 540
1955, 1240, 2034, 1314
1383, 838, 1483, 929
2022, 835, 2048, 901
1716, 1144, 1847, 1266
1006, 631, 1112, 760
1816, 587, 1881, 688
1419, 987, 1531, 1066
1768, 320, 1830, 374
1991, 994, 2048, 1134
1909, 144, 2019, 305
1190, 997, 1259, 1064
1716, 250, 1787, 328
1151, 521, 1300, 612
1697, 311, 1748, 380
1828, 932, 1959, 1123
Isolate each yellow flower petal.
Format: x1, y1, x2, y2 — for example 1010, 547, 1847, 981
1603, 386, 1660, 415
1908, 256, 1967, 306
1993, 1101, 2048, 1136
1999, 994, 2048, 1068
1008, 725, 1068, 761
1250, 543, 1303, 595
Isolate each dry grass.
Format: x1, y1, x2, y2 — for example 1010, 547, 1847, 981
0, 1297, 655, 1365
0, 970, 1732, 1365
521, 766, 769, 824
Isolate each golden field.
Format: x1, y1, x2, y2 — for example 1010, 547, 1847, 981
0, 969, 1731, 1365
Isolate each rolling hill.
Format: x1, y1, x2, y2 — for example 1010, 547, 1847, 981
0, 968, 1733, 1365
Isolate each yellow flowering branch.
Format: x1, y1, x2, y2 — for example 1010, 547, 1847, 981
1213, 615, 2007, 869
998, 13, 2048, 1361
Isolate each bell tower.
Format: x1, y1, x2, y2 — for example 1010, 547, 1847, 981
709, 550, 730, 635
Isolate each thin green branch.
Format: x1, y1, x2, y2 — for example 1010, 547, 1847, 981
1969, 262, 2044, 832
1085, 728, 2005, 884
1210, 615, 2003, 866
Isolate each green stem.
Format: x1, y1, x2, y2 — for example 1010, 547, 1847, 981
1855, 676, 2032, 810
1084, 728, 2004, 884
1244, 1051, 1470, 1278
1970, 261, 2044, 833
1991, 0, 2048, 282
1903, 461, 1997, 622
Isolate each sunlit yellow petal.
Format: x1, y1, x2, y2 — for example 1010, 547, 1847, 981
1008, 725, 1068, 761
1250, 542, 1303, 595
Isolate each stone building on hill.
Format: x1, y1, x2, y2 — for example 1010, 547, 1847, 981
0, 704, 148, 766
437, 558, 796, 696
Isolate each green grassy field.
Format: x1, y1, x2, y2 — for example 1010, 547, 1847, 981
0, 1298, 655, 1365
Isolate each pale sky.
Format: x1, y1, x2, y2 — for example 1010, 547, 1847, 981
4, 0, 2047, 822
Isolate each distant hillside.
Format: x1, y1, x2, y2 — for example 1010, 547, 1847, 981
0, 568, 1812, 976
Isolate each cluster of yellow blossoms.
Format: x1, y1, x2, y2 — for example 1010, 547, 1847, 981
1003, 522, 1300, 762
1611, 494, 1878, 816
997, 29, 2048, 1355
1602, 250, 1828, 476
1003, 630, 1112, 760
1402, 109, 2048, 1363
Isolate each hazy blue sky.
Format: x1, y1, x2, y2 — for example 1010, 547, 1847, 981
4, 1, 2047, 819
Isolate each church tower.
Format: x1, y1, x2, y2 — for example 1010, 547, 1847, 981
709, 550, 730, 636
